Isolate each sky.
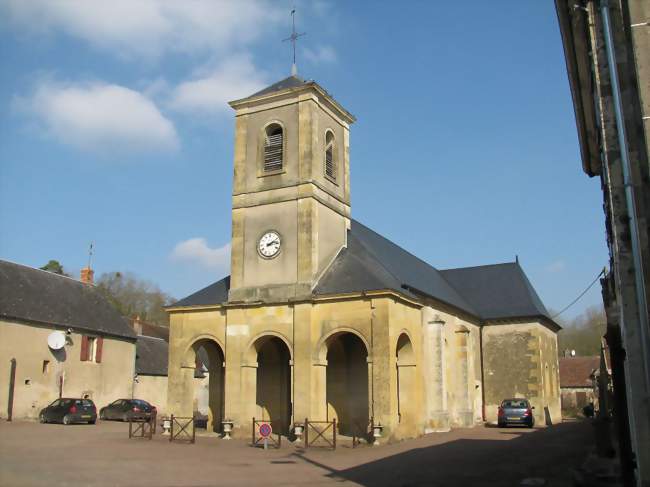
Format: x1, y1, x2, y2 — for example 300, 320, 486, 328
0, 1, 608, 320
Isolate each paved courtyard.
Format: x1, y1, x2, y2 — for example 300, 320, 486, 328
0, 419, 592, 487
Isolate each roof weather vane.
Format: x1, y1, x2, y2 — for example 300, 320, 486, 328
283, 8, 306, 76
87, 241, 94, 269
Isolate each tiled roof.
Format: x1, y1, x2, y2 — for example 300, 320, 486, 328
559, 356, 600, 388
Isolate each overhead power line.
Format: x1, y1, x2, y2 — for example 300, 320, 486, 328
552, 267, 607, 319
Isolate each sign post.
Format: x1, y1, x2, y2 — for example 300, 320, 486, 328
259, 422, 272, 450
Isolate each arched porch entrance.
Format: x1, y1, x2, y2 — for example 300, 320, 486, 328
189, 339, 224, 433
325, 332, 370, 436
252, 336, 292, 435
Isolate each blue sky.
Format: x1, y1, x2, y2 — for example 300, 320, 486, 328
0, 1, 607, 319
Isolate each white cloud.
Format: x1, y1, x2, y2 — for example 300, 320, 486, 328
169, 56, 268, 115
1, 0, 282, 60
545, 260, 566, 273
171, 238, 231, 270
17, 80, 178, 154
302, 45, 337, 65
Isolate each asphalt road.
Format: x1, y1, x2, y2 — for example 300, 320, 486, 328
0, 419, 592, 487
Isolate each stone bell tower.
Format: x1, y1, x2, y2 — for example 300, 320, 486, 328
227, 76, 356, 303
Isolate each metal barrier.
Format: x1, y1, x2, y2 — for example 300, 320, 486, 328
351, 417, 373, 448
304, 418, 336, 450
128, 417, 154, 440
169, 414, 195, 444
251, 418, 282, 448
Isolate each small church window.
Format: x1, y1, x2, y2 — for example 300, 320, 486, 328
263, 124, 283, 172
324, 131, 335, 180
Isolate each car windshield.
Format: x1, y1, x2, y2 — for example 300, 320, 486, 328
502, 400, 529, 408
81, 400, 94, 407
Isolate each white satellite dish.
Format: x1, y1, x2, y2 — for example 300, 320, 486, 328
47, 331, 66, 350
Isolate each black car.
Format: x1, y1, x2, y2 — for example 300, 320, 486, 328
99, 399, 156, 421
39, 398, 97, 425
497, 398, 535, 428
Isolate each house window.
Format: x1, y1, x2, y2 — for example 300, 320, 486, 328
42, 360, 50, 374
324, 131, 336, 180
80, 335, 103, 363
263, 124, 283, 172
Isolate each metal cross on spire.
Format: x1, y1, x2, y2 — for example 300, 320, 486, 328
282, 8, 306, 76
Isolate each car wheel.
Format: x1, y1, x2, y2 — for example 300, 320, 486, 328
63, 415, 71, 425
39, 413, 46, 424
498, 422, 506, 428
89, 419, 96, 425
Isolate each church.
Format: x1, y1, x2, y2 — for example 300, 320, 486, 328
165, 75, 561, 441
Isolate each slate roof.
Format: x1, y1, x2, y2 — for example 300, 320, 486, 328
171, 276, 230, 307
315, 220, 478, 315
0, 260, 136, 339
135, 336, 168, 376
170, 221, 554, 327
559, 356, 600, 388
439, 262, 553, 322
249, 75, 308, 98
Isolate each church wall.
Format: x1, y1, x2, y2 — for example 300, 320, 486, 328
169, 296, 565, 442
385, 299, 424, 441
481, 321, 561, 425
167, 309, 226, 420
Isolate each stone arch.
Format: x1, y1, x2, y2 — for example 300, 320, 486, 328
321, 330, 370, 437
183, 336, 225, 433
316, 327, 370, 363
246, 333, 292, 435
396, 333, 416, 426
244, 331, 293, 364
181, 334, 225, 367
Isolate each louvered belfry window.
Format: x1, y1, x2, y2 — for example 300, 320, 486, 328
263, 124, 283, 172
325, 131, 335, 179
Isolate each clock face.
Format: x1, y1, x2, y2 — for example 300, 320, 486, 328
258, 231, 281, 258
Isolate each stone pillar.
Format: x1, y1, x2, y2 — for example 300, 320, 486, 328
456, 328, 473, 427
292, 304, 312, 426
371, 299, 392, 435
422, 307, 449, 432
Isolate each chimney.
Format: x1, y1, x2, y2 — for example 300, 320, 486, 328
80, 267, 94, 285
132, 315, 142, 335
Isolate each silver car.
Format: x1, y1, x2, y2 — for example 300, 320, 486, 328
497, 398, 535, 428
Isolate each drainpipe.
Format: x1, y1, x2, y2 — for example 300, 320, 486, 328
600, 0, 650, 394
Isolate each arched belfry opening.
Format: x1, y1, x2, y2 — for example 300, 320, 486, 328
396, 333, 416, 425
190, 339, 225, 433
325, 332, 370, 436
253, 336, 292, 435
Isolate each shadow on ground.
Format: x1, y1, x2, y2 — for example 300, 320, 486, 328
295, 421, 592, 487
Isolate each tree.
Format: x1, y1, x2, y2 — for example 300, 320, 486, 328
96, 271, 175, 327
557, 305, 607, 356
40, 260, 69, 276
